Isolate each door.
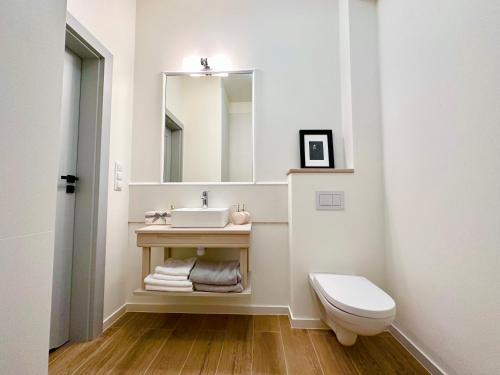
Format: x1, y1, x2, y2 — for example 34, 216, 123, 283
171, 130, 183, 182
50, 48, 82, 349
164, 114, 183, 182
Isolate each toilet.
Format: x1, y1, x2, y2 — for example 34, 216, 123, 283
309, 273, 396, 346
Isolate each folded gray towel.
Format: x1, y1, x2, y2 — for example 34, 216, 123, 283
194, 283, 244, 293
189, 260, 241, 286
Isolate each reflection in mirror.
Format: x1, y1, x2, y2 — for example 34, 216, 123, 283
163, 72, 253, 183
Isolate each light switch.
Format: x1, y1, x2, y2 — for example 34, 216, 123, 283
114, 161, 123, 191
316, 191, 344, 210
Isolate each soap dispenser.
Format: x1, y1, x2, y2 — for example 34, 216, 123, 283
241, 203, 251, 223
231, 204, 247, 225
232, 204, 251, 225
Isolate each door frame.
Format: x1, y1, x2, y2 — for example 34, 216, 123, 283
63, 12, 113, 342
164, 111, 184, 182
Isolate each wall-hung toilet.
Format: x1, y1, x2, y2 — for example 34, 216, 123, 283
309, 273, 396, 346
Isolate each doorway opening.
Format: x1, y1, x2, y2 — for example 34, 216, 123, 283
50, 13, 113, 349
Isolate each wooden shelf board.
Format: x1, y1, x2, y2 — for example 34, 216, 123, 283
287, 168, 354, 175
133, 287, 251, 297
135, 222, 252, 235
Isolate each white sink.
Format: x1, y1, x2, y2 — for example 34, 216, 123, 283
171, 207, 230, 228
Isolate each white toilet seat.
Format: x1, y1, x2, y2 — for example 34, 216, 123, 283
311, 273, 396, 319
309, 273, 396, 345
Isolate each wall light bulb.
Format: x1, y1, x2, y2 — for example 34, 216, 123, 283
211, 54, 232, 71
182, 54, 232, 74
182, 55, 201, 71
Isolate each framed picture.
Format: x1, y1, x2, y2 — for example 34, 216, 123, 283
299, 130, 335, 168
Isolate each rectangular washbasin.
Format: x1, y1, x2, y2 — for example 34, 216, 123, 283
171, 207, 229, 228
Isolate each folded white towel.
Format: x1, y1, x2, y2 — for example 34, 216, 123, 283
145, 284, 193, 293
152, 273, 188, 281
144, 274, 192, 288
155, 257, 197, 276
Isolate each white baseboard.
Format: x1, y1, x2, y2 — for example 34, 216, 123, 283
287, 307, 328, 329
105, 303, 317, 328
103, 304, 127, 331
125, 302, 289, 316
105, 302, 324, 327
389, 324, 446, 375
289, 318, 328, 329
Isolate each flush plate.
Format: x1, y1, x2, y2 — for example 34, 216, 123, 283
316, 191, 344, 210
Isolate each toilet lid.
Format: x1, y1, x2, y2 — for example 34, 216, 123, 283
312, 273, 396, 319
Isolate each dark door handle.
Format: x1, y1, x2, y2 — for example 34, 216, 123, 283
61, 175, 79, 183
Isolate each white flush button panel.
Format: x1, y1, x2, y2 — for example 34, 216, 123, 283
114, 161, 123, 191
316, 191, 344, 210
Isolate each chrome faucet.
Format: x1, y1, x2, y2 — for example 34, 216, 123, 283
201, 191, 209, 209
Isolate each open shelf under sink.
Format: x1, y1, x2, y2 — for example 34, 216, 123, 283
134, 273, 252, 297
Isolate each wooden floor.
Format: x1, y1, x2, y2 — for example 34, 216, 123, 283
49, 312, 428, 375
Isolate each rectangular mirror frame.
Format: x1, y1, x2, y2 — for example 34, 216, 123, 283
160, 69, 256, 185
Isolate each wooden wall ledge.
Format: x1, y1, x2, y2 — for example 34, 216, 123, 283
287, 168, 354, 175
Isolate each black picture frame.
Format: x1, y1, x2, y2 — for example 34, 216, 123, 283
299, 130, 335, 168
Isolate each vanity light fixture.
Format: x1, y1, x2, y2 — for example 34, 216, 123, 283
189, 57, 229, 77
201, 57, 211, 71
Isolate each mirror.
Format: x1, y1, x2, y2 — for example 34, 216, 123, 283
162, 72, 253, 183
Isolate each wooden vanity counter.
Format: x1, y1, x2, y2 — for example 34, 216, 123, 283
135, 223, 252, 296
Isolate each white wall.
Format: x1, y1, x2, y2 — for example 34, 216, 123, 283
288, 0, 386, 322
378, 1, 500, 374
221, 86, 230, 181
66, 0, 137, 320
131, 0, 343, 183
128, 0, 345, 313
127, 184, 289, 308
165, 75, 188, 125
288, 173, 386, 320
127, 0, 386, 319
165, 76, 223, 182
0, 1, 66, 373
180, 77, 222, 182
228, 102, 253, 182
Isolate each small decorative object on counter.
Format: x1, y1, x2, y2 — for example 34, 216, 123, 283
231, 204, 250, 225
241, 204, 251, 223
145, 209, 171, 225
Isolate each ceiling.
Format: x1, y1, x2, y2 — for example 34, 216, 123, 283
222, 73, 252, 102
